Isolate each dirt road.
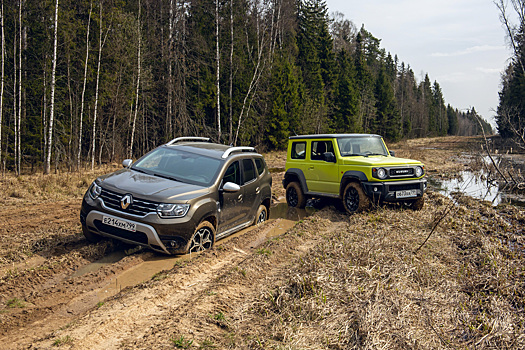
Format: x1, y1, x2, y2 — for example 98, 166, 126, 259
1, 136, 523, 349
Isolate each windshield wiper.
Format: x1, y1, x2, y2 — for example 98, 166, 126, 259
153, 172, 185, 183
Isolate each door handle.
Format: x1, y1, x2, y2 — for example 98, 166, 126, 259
309, 166, 314, 170
238, 194, 243, 201
255, 187, 260, 194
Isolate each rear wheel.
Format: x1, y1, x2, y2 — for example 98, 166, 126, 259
82, 224, 102, 243
189, 221, 215, 253
254, 205, 268, 225
343, 182, 370, 214
286, 182, 306, 209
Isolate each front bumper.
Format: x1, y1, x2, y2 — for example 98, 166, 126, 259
361, 179, 427, 202
80, 197, 196, 255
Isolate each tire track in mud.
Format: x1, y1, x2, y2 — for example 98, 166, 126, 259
24, 213, 345, 349
0, 216, 300, 349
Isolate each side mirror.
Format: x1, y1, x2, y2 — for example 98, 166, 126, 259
389, 151, 395, 157
323, 152, 336, 163
122, 159, 133, 168
222, 182, 241, 193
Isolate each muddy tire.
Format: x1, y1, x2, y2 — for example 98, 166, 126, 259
188, 221, 215, 253
343, 182, 370, 214
404, 196, 425, 210
254, 204, 268, 225
82, 224, 102, 243
286, 182, 306, 209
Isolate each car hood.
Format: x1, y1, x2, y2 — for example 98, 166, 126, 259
341, 156, 423, 167
97, 169, 210, 202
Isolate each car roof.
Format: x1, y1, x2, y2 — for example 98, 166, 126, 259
289, 133, 382, 140
162, 142, 261, 160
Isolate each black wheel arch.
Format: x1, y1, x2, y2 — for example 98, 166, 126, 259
283, 168, 309, 194
339, 171, 368, 198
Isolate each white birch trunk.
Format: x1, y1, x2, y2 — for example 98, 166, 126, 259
215, 0, 221, 142
45, 0, 59, 174
78, 2, 92, 171
13, 18, 17, 175
228, 0, 233, 144
0, 0, 4, 167
129, 0, 141, 159
167, 0, 173, 138
91, 2, 102, 170
234, 7, 266, 146
17, 0, 22, 174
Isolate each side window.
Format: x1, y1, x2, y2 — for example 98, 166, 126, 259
254, 158, 265, 176
223, 161, 241, 185
291, 142, 306, 160
311, 141, 334, 160
242, 159, 256, 184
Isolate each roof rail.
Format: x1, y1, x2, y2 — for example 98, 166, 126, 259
221, 146, 256, 159
166, 137, 211, 146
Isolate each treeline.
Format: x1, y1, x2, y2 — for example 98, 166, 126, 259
0, 0, 491, 173
496, 0, 525, 149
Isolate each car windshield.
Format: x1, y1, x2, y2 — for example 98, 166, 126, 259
132, 147, 222, 186
337, 137, 388, 157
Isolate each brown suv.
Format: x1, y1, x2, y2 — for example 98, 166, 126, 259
80, 137, 272, 254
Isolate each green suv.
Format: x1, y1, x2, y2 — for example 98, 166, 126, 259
283, 134, 427, 213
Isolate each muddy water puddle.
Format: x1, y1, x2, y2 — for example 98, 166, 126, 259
73, 202, 314, 302
429, 161, 525, 207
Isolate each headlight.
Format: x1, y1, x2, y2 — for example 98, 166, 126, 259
89, 182, 102, 199
157, 203, 190, 218
374, 167, 387, 179
415, 166, 424, 177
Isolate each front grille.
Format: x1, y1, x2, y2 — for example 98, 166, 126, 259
388, 183, 421, 192
100, 188, 159, 216
94, 219, 149, 244
388, 168, 414, 177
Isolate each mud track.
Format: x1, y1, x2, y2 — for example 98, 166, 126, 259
0, 169, 301, 349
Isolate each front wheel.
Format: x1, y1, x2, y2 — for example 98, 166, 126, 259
82, 224, 102, 243
404, 196, 425, 210
343, 182, 370, 214
286, 182, 306, 209
188, 221, 215, 253
254, 204, 268, 225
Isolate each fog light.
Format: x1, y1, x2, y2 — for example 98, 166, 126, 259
374, 187, 378, 192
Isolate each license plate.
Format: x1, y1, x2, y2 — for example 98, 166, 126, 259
396, 189, 417, 198
102, 216, 136, 232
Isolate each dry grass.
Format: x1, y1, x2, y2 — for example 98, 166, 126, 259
228, 193, 525, 349
0, 164, 121, 205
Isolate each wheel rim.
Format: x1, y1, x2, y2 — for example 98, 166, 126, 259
189, 227, 213, 253
345, 187, 359, 212
257, 208, 267, 224
287, 187, 298, 207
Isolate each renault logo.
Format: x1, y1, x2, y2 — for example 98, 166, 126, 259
121, 194, 133, 210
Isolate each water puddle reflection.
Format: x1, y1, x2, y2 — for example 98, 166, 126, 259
429, 170, 525, 207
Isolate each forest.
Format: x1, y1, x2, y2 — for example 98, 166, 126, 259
0, 0, 492, 174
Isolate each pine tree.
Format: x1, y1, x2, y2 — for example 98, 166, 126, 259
332, 49, 359, 133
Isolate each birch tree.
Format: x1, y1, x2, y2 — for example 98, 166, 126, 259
13, 6, 18, 175
45, 0, 59, 175
129, 0, 142, 159
78, 2, 92, 170
91, 1, 103, 170
215, 0, 221, 142
0, 0, 4, 168
17, 0, 22, 174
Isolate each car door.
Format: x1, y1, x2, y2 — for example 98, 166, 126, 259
240, 158, 260, 221
306, 140, 339, 195
219, 161, 244, 231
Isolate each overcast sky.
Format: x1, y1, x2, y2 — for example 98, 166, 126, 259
324, 0, 513, 126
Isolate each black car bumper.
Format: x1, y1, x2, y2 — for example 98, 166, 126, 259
361, 179, 427, 202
